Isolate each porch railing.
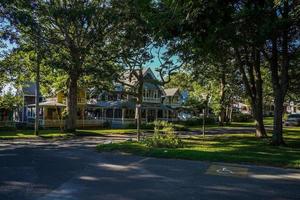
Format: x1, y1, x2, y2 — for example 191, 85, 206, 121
24, 117, 179, 128
0, 121, 16, 127
143, 97, 161, 103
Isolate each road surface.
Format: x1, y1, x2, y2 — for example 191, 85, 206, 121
0, 137, 299, 200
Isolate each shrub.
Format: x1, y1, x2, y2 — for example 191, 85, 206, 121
140, 122, 155, 130
179, 116, 216, 126
231, 112, 254, 122
173, 124, 188, 131
15, 122, 34, 130
0, 126, 17, 131
124, 122, 155, 129
124, 123, 136, 129
283, 113, 289, 121
144, 121, 183, 148
102, 121, 111, 129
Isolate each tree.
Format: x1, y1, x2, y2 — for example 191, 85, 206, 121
159, 0, 270, 137
0, 91, 22, 115
2, 0, 118, 132
113, 0, 183, 141
165, 71, 194, 92
261, 0, 300, 145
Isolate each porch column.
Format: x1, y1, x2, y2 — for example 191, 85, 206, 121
122, 108, 125, 125
112, 108, 115, 120
173, 110, 177, 122
155, 109, 158, 120
167, 110, 169, 121
145, 109, 148, 123
82, 107, 85, 128
43, 107, 45, 121
101, 108, 104, 120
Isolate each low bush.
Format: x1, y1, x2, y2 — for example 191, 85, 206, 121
231, 112, 254, 122
173, 124, 188, 131
15, 122, 34, 130
102, 121, 111, 129
125, 121, 188, 131
141, 123, 155, 130
0, 126, 17, 131
179, 116, 216, 126
124, 123, 136, 129
144, 121, 183, 148
124, 122, 154, 129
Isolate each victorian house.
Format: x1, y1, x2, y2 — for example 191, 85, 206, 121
23, 68, 182, 128
87, 68, 181, 127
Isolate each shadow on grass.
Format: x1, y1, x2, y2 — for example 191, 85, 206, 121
0, 129, 72, 139
0, 128, 138, 139
75, 129, 137, 137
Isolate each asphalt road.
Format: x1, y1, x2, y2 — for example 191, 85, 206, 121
0, 137, 300, 200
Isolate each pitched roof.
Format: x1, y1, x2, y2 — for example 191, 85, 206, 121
163, 88, 179, 96
118, 68, 166, 95
22, 83, 36, 96
28, 101, 66, 107
119, 68, 153, 86
22, 82, 42, 96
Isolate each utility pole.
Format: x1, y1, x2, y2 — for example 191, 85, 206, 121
34, 48, 40, 136
202, 94, 211, 137
202, 107, 205, 137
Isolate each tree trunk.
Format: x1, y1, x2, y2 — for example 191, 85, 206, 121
252, 101, 267, 138
34, 51, 40, 136
228, 105, 233, 123
218, 70, 226, 126
253, 47, 267, 138
135, 82, 143, 142
268, 1, 289, 145
135, 97, 142, 141
272, 92, 285, 145
65, 73, 78, 133
235, 47, 267, 138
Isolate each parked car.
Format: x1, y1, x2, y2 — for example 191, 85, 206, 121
284, 114, 300, 126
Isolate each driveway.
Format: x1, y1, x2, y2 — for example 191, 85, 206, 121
0, 137, 299, 200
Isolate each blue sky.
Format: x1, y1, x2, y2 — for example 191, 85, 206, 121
0, 40, 14, 58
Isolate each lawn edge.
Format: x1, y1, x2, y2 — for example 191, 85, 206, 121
96, 141, 300, 170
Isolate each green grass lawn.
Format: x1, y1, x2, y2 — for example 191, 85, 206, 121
97, 126, 300, 169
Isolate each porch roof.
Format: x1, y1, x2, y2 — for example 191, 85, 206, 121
88, 100, 136, 109
28, 101, 66, 107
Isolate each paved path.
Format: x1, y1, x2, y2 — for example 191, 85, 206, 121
0, 137, 300, 200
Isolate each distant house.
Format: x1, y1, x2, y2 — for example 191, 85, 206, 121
232, 102, 251, 114
262, 101, 300, 116
17, 83, 44, 123
285, 101, 300, 114
232, 100, 300, 117
27, 88, 86, 128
